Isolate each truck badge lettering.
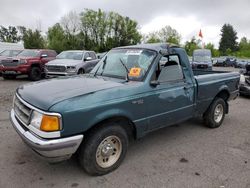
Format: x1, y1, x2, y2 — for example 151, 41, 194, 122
132, 99, 144, 105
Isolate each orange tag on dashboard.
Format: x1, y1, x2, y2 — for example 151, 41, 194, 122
129, 67, 141, 77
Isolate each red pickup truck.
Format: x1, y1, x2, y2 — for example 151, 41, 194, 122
0, 49, 57, 81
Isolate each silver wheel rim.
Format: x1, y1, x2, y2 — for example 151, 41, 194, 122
96, 136, 122, 168
214, 104, 223, 123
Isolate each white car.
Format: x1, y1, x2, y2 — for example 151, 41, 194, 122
45, 50, 99, 76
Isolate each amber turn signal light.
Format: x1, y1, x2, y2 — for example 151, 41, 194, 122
40, 115, 60, 132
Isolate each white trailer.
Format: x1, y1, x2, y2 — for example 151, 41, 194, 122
0, 42, 24, 53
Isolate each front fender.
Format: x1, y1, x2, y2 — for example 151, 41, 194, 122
59, 105, 137, 137
88, 108, 134, 128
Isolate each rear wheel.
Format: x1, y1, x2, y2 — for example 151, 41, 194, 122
29, 67, 41, 81
203, 97, 226, 128
79, 123, 129, 176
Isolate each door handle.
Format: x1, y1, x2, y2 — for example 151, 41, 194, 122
183, 86, 191, 90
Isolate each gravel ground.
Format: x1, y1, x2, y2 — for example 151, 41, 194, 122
0, 68, 249, 188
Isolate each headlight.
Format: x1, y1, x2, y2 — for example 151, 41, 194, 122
19, 59, 27, 64
30, 111, 61, 132
67, 66, 76, 72
30, 111, 43, 129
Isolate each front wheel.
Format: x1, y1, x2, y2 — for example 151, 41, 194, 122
77, 69, 85, 74
203, 97, 226, 128
79, 123, 128, 176
29, 67, 41, 81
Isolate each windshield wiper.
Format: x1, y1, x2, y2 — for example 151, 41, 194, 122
93, 56, 107, 77
100, 56, 108, 76
119, 58, 129, 82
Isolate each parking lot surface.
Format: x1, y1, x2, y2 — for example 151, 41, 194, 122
0, 68, 249, 188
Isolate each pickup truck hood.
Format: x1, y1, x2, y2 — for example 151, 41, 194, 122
17, 76, 123, 110
47, 59, 82, 66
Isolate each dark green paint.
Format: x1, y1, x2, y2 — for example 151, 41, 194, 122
17, 44, 240, 138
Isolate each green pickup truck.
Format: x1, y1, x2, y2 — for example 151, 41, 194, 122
10, 43, 240, 175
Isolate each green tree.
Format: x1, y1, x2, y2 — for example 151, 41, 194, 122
47, 23, 67, 53
158, 26, 181, 45
205, 43, 220, 57
80, 9, 142, 52
145, 26, 181, 45
145, 32, 161, 43
219, 24, 238, 55
184, 37, 199, 56
0, 25, 21, 43
22, 29, 45, 49
237, 37, 250, 57
47, 11, 84, 53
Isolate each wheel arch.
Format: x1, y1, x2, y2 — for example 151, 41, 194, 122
85, 115, 137, 140
78, 68, 85, 74
30, 62, 42, 68
214, 89, 230, 113
215, 88, 230, 102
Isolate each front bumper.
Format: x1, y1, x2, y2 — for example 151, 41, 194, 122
0, 65, 29, 75
46, 71, 77, 77
10, 109, 83, 162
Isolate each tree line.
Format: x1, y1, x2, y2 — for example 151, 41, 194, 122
0, 9, 142, 53
184, 24, 250, 58
0, 9, 250, 58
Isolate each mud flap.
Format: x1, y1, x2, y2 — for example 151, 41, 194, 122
225, 101, 229, 114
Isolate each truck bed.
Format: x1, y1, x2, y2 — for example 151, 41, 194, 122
193, 69, 229, 76
193, 69, 240, 116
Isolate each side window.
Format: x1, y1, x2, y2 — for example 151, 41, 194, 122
157, 55, 184, 82
84, 52, 90, 60
48, 50, 57, 57
90, 52, 96, 59
40, 51, 49, 58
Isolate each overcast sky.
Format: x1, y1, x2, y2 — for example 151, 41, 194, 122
1, 0, 250, 47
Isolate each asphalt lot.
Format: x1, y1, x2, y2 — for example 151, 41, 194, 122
0, 67, 249, 188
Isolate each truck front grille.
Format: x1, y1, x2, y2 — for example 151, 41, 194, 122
46, 65, 66, 72
197, 64, 208, 69
1, 59, 19, 67
14, 96, 32, 125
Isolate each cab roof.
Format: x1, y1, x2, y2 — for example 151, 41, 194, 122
115, 43, 179, 53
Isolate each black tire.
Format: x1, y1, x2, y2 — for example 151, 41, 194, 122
29, 67, 41, 81
203, 97, 226, 128
79, 123, 129, 176
77, 68, 85, 74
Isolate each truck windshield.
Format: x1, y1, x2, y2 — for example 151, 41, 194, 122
56, 51, 83, 60
0, 50, 22, 57
91, 49, 156, 81
193, 55, 211, 62
193, 50, 211, 62
17, 50, 39, 57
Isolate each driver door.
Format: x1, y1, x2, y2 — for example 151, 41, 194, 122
146, 55, 195, 130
